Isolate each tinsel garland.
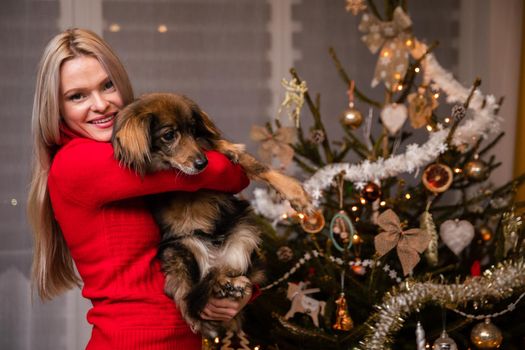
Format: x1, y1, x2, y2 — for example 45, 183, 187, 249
359, 259, 525, 350
252, 35, 502, 209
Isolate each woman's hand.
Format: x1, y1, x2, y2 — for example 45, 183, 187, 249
200, 292, 251, 322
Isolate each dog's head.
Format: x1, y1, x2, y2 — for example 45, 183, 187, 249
112, 93, 221, 175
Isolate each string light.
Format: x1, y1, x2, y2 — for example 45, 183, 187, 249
158, 24, 168, 33
298, 213, 305, 220
379, 200, 386, 207
454, 167, 462, 174
414, 67, 421, 73
444, 117, 451, 123
426, 125, 433, 132
351, 206, 359, 212
360, 197, 367, 205
109, 23, 121, 32
405, 39, 413, 47
382, 50, 390, 57
405, 193, 411, 200
10, 199, 17, 206
214, 337, 220, 344
433, 92, 440, 99
397, 84, 403, 91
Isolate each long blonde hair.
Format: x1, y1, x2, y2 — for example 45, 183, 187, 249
28, 28, 134, 300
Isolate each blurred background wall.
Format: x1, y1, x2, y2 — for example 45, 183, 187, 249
0, 0, 522, 348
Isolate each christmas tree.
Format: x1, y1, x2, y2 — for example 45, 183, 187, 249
235, 1, 525, 350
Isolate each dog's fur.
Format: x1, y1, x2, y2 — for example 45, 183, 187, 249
111, 93, 310, 337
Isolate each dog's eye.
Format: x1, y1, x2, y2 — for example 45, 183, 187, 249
161, 130, 176, 142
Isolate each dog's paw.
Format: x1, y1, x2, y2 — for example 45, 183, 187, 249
213, 275, 252, 300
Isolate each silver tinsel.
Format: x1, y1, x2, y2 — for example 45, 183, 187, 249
359, 259, 525, 350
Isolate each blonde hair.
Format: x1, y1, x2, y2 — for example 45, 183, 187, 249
28, 28, 134, 300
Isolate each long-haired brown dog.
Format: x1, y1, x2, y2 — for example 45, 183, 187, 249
111, 93, 310, 337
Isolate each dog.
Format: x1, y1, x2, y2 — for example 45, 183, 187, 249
111, 92, 311, 337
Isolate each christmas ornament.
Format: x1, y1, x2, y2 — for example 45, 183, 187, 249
374, 209, 431, 275
380, 103, 408, 135
284, 282, 326, 327
300, 210, 326, 234
470, 319, 503, 349
250, 125, 297, 167
358, 7, 413, 89
333, 292, 353, 331
220, 329, 252, 350
502, 209, 523, 256
330, 210, 355, 252
464, 158, 489, 182
309, 129, 325, 144
416, 321, 427, 350
439, 219, 475, 256
277, 77, 308, 127
362, 182, 382, 202
432, 330, 458, 350
345, 0, 366, 16
407, 86, 439, 128
422, 163, 453, 193
276, 246, 294, 262
420, 208, 438, 266
341, 81, 363, 129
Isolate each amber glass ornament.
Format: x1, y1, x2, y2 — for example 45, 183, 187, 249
422, 163, 453, 193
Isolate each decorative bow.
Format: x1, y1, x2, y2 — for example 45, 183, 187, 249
358, 7, 413, 89
374, 209, 430, 276
250, 125, 297, 167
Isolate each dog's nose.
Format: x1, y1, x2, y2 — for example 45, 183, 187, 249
194, 154, 208, 171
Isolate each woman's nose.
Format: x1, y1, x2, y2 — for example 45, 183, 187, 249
90, 92, 110, 112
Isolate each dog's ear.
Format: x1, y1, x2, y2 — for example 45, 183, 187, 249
112, 104, 153, 175
182, 95, 222, 140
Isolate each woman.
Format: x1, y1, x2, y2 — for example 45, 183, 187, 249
28, 28, 251, 350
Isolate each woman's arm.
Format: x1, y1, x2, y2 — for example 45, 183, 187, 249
48, 139, 249, 207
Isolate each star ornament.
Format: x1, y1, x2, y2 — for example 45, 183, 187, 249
345, 0, 367, 16
374, 209, 431, 276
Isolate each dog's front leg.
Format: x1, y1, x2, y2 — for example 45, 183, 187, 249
159, 241, 202, 332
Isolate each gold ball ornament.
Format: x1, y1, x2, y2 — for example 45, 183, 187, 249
300, 210, 326, 234
361, 182, 381, 202
432, 330, 458, 350
340, 102, 363, 129
422, 163, 453, 193
464, 159, 489, 182
470, 319, 503, 349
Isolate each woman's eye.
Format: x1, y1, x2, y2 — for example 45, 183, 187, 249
161, 130, 175, 142
68, 93, 84, 102
103, 80, 115, 91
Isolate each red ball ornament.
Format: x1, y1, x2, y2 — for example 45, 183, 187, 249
361, 182, 381, 202
422, 163, 453, 193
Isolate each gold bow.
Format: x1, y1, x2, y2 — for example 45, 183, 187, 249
358, 7, 413, 89
374, 209, 430, 276
250, 125, 297, 167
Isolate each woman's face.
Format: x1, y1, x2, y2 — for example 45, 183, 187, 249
59, 55, 124, 142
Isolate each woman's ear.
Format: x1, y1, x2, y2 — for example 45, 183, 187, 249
111, 103, 153, 175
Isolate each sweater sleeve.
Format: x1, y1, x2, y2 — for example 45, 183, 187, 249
48, 138, 249, 207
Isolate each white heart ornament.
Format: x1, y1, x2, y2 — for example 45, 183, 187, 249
439, 219, 475, 256
380, 103, 408, 135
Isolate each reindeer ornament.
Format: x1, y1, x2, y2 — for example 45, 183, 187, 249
284, 282, 326, 327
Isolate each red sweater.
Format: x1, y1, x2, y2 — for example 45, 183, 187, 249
48, 130, 249, 350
